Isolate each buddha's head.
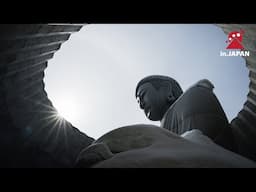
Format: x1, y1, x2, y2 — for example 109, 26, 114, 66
135, 75, 183, 121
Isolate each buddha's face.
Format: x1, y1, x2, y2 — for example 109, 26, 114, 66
136, 82, 171, 121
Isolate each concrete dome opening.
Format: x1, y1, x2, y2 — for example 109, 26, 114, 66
44, 24, 249, 139
1, 24, 256, 167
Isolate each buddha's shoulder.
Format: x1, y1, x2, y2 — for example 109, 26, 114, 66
193, 79, 214, 91
162, 79, 216, 120
175, 79, 215, 104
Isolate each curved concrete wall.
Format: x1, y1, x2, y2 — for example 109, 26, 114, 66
216, 24, 256, 161
0, 24, 255, 167
0, 24, 94, 167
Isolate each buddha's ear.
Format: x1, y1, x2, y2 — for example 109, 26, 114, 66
166, 85, 175, 102
167, 95, 175, 103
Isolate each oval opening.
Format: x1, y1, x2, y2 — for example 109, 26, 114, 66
45, 24, 249, 139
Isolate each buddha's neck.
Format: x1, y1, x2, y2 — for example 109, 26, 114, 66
160, 112, 168, 128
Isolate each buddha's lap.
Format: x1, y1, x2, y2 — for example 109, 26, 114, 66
79, 124, 256, 168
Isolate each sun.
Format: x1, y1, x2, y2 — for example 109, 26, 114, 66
54, 97, 79, 123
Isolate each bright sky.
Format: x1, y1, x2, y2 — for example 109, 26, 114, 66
44, 24, 249, 139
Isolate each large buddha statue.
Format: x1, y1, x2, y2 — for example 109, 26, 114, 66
74, 75, 256, 168
75, 124, 256, 168
135, 75, 234, 151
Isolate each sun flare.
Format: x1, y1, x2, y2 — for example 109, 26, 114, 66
54, 97, 79, 123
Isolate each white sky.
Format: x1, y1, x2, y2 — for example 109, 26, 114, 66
44, 24, 249, 139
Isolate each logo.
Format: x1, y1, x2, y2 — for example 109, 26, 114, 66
226, 30, 244, 50
220, 29, 250, 57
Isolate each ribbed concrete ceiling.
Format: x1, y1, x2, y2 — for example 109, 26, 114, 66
0, 24, 255, 167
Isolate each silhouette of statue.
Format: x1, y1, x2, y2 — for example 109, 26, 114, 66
76, 124, 256, 168
135, 75, 234, 151
74, 75, 256, 168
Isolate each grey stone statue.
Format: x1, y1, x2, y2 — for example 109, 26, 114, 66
74, 75, 256, 168
135, 75, 234, 151
76, 124, 256, 168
